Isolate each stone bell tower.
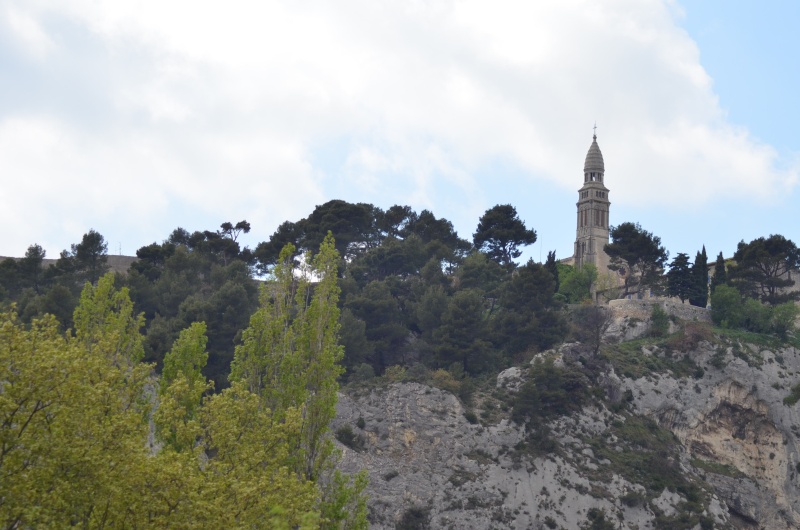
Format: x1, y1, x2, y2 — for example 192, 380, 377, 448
574, 130, 611, 271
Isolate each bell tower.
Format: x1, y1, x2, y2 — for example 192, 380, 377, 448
574, 129, 610, 271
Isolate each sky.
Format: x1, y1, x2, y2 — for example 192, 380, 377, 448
1, 0, 798, 266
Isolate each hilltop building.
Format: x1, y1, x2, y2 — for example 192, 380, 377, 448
568, 132, 612, 273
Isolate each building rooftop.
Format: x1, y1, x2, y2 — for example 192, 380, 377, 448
584, 135, 605, 173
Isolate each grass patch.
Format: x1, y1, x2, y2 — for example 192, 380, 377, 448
585, 414, 709, 512
691, 458, 746, 479
712, 326, 797, 351
448, 469, 478, 487
784, 384, 800, 406
600, 338, 699, 379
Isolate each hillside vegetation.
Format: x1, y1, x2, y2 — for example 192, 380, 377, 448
2, 200, 800, 528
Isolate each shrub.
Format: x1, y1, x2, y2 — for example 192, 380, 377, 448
335, 425, 365, 451
349, 363, 375, 383
650, 305, 670, 337
711, 285, 744, 328
430, 369, 461, 394
512, 358, 589, 424
581, 508, 616, 530
384, 365, 407, 382
772, 303, 800, 338
396, 505, 430, 530
784, 384, 800, 406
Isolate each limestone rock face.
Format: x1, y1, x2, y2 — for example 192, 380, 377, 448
334, 336, 800, 529
625, 342, 800, 528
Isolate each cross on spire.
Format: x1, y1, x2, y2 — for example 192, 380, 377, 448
593, 122, 597, 140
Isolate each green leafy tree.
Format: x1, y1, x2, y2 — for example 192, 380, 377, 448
710, 284, 797, 337
73, 272, 145, 364
0, 275, 152, 528
231, 234, 367, 526
604, 222, 668, 298
156, 322, 212, 450
689, 246, 709, 307
771, 303, 800, 339
666, 253, 693, 303
0, 270, 357, 528
558, 263, 597, 304
473, 204, 537, 268
710, 284, 745, 329
729, 234, 800, 305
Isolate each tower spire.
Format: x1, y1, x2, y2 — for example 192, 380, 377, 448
574, 131, 610, 272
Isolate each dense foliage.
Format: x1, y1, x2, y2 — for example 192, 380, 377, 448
2, 202, 799, 387
604, 222, 668, 298
0, 241, 366, 527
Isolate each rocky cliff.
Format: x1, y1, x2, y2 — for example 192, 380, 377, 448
333, 315, 800, 529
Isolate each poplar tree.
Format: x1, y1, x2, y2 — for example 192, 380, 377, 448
231, 233, 368, 528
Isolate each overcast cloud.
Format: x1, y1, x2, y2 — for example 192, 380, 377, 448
0, 0, 796, 257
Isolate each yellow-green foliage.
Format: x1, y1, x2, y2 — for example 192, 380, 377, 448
430, 368, 461, 394
1, 263, 366, 529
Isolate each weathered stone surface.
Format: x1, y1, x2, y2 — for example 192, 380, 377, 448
334, 331, 800, 528
335, 383, 727, 528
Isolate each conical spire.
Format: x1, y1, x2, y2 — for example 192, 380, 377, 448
583, 132, 604, 173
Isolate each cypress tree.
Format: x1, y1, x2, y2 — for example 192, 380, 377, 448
667, 253, 693, 303
710, 252, 727, 294
545, 250, 559, 292
689, 246, 708, 307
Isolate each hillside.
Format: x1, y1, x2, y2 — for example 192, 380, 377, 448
332, 303, 800, 529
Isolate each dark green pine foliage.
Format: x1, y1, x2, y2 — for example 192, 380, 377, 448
729, 234, 800, 305
604, 222, 668, 298
491, 260, 566, 356
473, 204, 537, 269
544, 250, 559, 292
710, 252, 727, 294
433, 289, 493, 375
689, 246, 708, 307
666, 253, 693, 303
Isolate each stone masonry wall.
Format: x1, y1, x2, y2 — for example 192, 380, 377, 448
608, 297, 712, 323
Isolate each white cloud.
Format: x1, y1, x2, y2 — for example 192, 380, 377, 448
0, 0, 796, 256
1, 4, 55, 59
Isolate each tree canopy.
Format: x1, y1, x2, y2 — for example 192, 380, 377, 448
473, 204, 537, 268
729, 234, 800, 305
666, 253, 693, 303
1, 255, 366, 528
604, 222, 668, 298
